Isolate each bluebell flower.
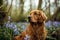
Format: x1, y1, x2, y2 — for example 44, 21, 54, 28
53, 21, 60, 27
45, 20, 52, 27
45, 21, 60, 27
5, 21, 19, 35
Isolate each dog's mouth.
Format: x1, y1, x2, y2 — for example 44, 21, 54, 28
28, 19, 43, 25
29, 22, 43, 26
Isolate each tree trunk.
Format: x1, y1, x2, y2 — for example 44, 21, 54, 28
48, 0, 50, 15
51, 7, 60, 21
7, 0, 13, 13
19, 0, 24, 14
55, 0, 58, 7
38, 0, 42, 10
0, 0, 3, 11
30, 0, 32, 11
45, 0, 47, 10
48, 0, 51, 20
15, 0, 18, 14
5, 0, 8, 7
0, 0, 3, 6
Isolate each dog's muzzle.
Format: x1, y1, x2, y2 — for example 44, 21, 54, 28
28, 16, 31, 22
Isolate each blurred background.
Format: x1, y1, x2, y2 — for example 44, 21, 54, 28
0, 0, 60, 40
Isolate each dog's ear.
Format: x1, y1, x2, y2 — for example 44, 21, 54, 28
39, 11, 47, 21
42, 12, 47, 21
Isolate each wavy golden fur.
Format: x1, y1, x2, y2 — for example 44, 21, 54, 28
15, 10, 47, 40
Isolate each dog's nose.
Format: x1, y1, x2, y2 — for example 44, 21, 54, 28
28, 16, 31, 19
28, 16, 31, 22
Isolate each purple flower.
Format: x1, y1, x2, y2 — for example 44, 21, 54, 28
5, 22, 19, 35
45, 21, 60, 27
45, 21, 52, 27
53, 21, 60, 27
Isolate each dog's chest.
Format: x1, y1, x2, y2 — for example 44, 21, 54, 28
30, 26, 44, 40
32, 25, 44, 34
24, 25, 45, 40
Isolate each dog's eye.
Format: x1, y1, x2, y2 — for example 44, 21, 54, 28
34, 12, 37, 15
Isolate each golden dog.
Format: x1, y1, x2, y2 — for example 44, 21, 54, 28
15, 10, 47, 40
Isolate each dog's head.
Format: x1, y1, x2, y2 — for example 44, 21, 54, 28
28, 10, 47, 23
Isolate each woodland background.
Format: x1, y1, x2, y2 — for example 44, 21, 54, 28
0, 0, 60, 40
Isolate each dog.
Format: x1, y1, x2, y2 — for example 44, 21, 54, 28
15, 10, 47, 40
